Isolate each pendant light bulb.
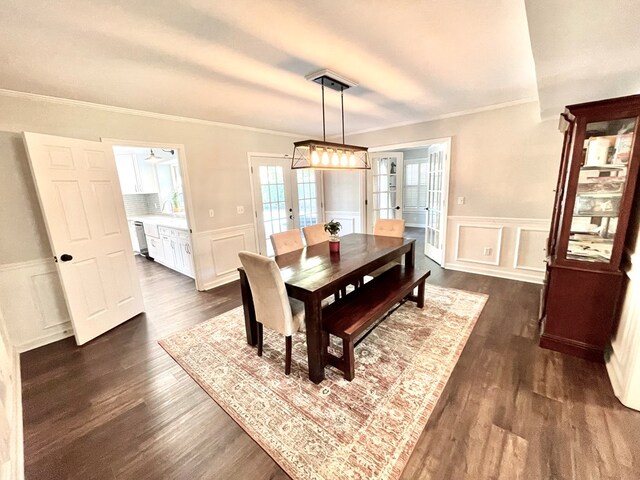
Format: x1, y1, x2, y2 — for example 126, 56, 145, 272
311, 148, 320, 165
321, 149, 330, 165
349, 153, 356, 167
331, 150, 339, 166
340, 151, 348, 166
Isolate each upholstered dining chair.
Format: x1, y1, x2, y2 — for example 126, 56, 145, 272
303, 223, 330, 246
270, 229, 303, 255
367, 218, 407, 281
238, 251, 305, 375
374, 218, 406, 238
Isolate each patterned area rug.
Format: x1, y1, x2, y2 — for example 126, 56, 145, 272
159, 284, 487, 480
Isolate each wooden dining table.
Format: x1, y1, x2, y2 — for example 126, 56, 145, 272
238, 233, 416, 383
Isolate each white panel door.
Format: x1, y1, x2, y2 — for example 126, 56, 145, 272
23, 132, 144, 345
367, 152, 404, 232
424, 142, 451, 264
250, 156, 324, 256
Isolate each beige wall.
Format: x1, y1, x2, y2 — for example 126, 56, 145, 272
0, 93, 300, 264
347, 101, 563, 219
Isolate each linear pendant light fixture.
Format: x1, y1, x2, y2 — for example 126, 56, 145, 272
291, 70, 370, 170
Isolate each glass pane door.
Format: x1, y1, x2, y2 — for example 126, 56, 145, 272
368, 152, 403, 230
296, 169, 321, 228
251, 157, 324, 256
259, 165, 290, 256
565, 117, 636, 263
424, 145, 445, 263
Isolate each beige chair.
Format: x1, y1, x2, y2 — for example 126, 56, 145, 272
367, 219, 406, 281
270, 229, 303, 255
238, 251, 305, 375
374, 218, 406, 238
303, 223, 330, 246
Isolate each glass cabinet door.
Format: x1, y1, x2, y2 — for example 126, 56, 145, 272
564, 117, 636, 263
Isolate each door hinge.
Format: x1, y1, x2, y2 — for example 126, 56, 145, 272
251, 166, 254, 174
365, 199, 368, 205
255, 211, 257, 218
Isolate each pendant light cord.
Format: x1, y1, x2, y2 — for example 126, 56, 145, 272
341, 87, 345, 144
321, 82, 326, 142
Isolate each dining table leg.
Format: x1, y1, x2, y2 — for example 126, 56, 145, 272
239, 269, 258, 346
405, 241, 416, 268
304, 296, 325, 383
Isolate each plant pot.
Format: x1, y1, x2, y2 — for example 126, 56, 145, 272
329, 239, 340, 253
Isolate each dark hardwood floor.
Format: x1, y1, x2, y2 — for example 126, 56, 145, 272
21, 228, 640, 479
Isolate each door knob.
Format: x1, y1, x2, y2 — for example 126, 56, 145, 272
425, 207, 429, 211
289, 215, 294, 219
60, 254, 73, 262
395, 206, 400, 210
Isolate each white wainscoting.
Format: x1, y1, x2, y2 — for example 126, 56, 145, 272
607, 250, 640, 411
445, 216, 549, 284
0, 308, 24, 480
193, 223, 257, 291
324, 211, 363, 235
0, 259, 73, 352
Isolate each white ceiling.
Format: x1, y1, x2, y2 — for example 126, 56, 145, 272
4, 1, 638, 136
0, 0, 538, 136
526, 0, 640, 119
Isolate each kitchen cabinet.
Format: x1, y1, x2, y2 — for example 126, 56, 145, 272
115, 153, 158, 194
154, 226, 194, 278
540, 94, 640, 361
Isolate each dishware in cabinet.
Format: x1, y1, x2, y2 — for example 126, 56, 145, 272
540, 94, 640, 361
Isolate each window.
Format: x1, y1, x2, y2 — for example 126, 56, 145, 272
403, 160, 428, 210
296, 169, 320, 228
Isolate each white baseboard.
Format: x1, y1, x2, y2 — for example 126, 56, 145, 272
444, 261, 544, 284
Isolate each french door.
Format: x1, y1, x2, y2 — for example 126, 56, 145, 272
367, 152, 404, 232
23, 132, 144, 345
424, 142, 450, 264
250, 156, 324, 256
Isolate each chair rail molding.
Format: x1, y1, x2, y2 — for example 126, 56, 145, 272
445, 216, 550, 284
193, 223, 257, 291
0, 258, 73, 352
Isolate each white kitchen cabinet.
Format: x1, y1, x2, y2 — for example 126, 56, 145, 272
114, 153, 158, 194
116, 154, 139, 194
161, 235, 176, 269
177, 235, 194, 277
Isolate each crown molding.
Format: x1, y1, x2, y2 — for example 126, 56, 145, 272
337, 97, 540, 138
0, 88, 303, 138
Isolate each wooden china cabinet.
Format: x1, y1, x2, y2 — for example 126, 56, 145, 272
540, 94, 640, 362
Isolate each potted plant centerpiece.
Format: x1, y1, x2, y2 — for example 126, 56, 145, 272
324, 219, 342, 253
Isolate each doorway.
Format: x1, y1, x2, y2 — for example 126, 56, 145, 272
249, 155, 324, 256
111, 144, 196, 283
368, 138, 451, 265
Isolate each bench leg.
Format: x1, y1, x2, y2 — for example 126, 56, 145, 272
417, 280, 425, 308
343, 339, 355, 381
257, 322, 263, 357
285, 336, 292, 375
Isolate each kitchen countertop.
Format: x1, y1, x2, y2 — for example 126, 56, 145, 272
128, 214, 189, 231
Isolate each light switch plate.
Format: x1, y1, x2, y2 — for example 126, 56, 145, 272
237, 206, 245, 214
457, 196, 465, 205
209, 209, 215, 217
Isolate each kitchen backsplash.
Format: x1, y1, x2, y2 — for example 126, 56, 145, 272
123, 193, 161, 216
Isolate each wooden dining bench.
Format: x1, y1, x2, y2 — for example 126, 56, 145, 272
322, 264, 431, 381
